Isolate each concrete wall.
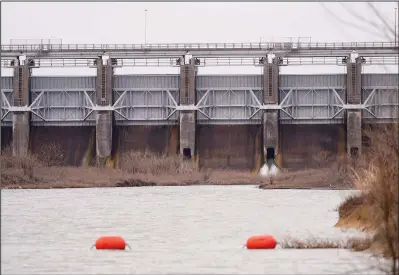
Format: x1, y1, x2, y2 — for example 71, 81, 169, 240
280, 124, 346, 170
116, 125, 179, 156
197, 125, 260, 171
12, 113, 30, 157
1, 127, 12, 150
12, 65, 31, 157
3, 123, 396, 170
29, 126, 95, 166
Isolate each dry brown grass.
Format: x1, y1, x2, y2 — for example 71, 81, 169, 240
279, 238, 349, 249
335, 193, 376, 231
1, 146, 266, 188
1, 146, 42, 186
279, 237, 373, 250
335, 124, 398, 273
36, 142, 65, 167
259, 166, 355, 189
1, 144, 354, 189
258, 146, 367, 189
116, 150, 265, 187
119, 151, 196, 175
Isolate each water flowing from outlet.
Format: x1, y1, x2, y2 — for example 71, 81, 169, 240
259, 160, 280, 177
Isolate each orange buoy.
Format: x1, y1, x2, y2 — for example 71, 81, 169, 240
246, 235, 277, 249
95, 236, 126, 250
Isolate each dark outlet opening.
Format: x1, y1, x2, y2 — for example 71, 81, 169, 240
266, 147, 275, 161
183, 148, 192, 160
350, 147, 359, 157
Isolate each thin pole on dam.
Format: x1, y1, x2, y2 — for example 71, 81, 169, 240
395, 6, 397, 47
145, 9, 148, 46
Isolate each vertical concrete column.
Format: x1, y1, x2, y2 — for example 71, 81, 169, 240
12, 60, 30, 157
179, 58, 197, 159
346, 55, 362, 157
95, 56, 114, 166
262, 56, 280, 165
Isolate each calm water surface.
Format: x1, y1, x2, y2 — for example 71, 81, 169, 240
1, 186, 385, 274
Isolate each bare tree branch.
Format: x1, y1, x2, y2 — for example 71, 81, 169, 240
339, 3, 392, 40
367, 3, 396, 37
320, 3, 390, 40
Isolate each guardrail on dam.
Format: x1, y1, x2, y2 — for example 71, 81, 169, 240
1, 41, 398, 170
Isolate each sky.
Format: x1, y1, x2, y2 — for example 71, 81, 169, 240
1, 2, 398, 76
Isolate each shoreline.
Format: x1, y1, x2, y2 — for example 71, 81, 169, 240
1, 165, 355, 191
1, 152, 355, 191
1, 183, 356, 190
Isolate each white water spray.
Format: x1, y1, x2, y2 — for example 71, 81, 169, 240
259, 160, 280, 177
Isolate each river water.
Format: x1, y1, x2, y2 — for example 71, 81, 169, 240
1, 186, 386, 274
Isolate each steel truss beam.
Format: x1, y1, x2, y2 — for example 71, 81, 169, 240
193, 87, 348, 123
2, 56, 397, 68
1, 88, 180, 125
195, 88, 263, 123
2, 41, 397, 54
192, 86, 398, 124
1, 86, 397, 125
1, 41, 398, 68
361, 87, 399, 120
1, 58, 181, 68
1, 89, 96, 125
112, 89, 179, 124
276, 87, 347, 122
1, 89, 13, 123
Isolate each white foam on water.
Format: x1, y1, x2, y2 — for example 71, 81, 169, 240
259, 162, 280, 177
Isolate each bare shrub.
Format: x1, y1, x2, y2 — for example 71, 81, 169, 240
119, 150, 196, 175
356, 125, 398, 270
201, 168, 212, 183
1, 153, 42, 185
117, 150, 265, 186
204, 169, 262, 185
337, 124, 398, 273
280, 237, 374, 251
1, 145, 12, 156
280, 237, 349, 249
36, 142, 65, 167
312, 150, 334, 168
20, 156, 35, 179
337, 194, 369, 220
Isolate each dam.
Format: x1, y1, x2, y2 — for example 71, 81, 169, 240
1, 41, 398, 170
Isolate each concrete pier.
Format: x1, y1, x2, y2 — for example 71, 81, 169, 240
347, 111, 362, 156
179, 58, 197, 159
12, 62, 30, 157
262, 57, 280, 165
95, 56, 114, 166
346, 55, 362, 157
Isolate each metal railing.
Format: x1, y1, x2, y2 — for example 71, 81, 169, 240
1, 41, 398, 52
2, 56, 397, 68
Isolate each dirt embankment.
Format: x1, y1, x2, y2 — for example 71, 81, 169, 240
259, 151, 357, 190
335, 192, 398, 259
1, 147, 270, 189
335, 194, 375, 231
334, 125, 398, 262
258, 167, 354, 190
1, 145, 356, 190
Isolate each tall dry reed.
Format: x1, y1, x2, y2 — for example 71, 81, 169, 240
118, 150, 196, 175
338, 123, 398, 274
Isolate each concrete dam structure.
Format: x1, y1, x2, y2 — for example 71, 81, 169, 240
1, 41, 398, 170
